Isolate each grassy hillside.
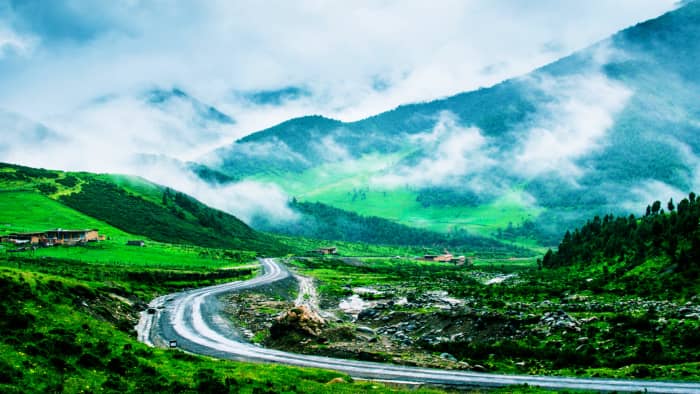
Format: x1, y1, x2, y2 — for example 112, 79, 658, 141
0, 162, 290, 256
0, 190, 259, 268
251, 154, 541, 240
0, 163, 455, 393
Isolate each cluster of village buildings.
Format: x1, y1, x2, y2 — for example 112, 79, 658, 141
0, 229, 145, 249
2, 234, 467, 264
418, 250, 469, 265
310, 246, 469, 265
1, 229, 105, 246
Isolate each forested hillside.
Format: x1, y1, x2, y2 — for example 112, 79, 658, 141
542, 192, 700, 297
204, 2, 700, 246
253, 200, 533, 256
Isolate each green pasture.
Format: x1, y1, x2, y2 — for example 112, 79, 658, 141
255, 154, 541, 238
0, 191, 256, 268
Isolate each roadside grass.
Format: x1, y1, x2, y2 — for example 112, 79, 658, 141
0, 266, 449, 394
25, 242, 256, 269
0, 254, 257, 299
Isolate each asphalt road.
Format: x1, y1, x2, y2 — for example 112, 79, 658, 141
138, 258, 700, 393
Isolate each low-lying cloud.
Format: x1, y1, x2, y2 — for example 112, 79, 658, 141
512, 71, 632, 179
373, 111, 495, 188
0, 0, 684, 227
133, 160, 299, 224
0, 103, 299, 226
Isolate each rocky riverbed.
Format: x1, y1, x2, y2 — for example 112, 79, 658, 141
222, 271, 700, 374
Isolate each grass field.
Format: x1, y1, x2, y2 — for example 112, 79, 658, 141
254, 154, 542, 238
0, 191, 256, 268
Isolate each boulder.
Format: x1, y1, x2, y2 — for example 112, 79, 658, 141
270, 305, 326, 338
356, 326, 375, 335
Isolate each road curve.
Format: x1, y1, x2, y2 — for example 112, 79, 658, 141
138, 258, 700, 393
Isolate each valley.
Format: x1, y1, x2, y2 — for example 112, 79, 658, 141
2, 159, 700, 392
2, 1, 700, 393
224, 257, 700, 381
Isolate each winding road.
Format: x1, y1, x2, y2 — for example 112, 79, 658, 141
137, 258, 700, 393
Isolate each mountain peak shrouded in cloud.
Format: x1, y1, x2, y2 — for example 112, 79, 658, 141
145, 87, 235, 125
205, 1, 700, 242
237, 86, 312, 106
0, 0, 691, 237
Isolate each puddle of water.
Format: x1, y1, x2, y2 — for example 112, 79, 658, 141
485, 274, 516, 285
339, 294, 377, 318
353, 287, 383, 295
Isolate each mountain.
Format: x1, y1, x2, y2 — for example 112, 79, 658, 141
236, 86, 312, 106
146, 87, 235, 126
204, 2, 700, 246
0, 162, 287, 255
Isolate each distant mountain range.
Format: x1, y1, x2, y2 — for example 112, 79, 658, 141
2, 3, 698, 250
201, 2, 700, 246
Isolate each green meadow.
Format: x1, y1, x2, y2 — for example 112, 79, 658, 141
255, 153, 541, 238
0, 191, 255, 268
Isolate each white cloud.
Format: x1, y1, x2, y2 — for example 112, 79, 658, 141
373, 111, 495, 188
132, 159, 299, 224
0, 1, 677, 126
312, 135, 352, 163
0, 107, 297, 226
0, 24, 37, 58
512, 70, 632, 179
622, 180, 686, 213
0, 0, 681, 225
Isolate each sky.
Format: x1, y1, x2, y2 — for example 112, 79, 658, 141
0, 1, 678, 124
0, 0, 682, 222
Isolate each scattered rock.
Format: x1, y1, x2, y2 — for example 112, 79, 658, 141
326, 377, 347, 385
440, 352, 458, 362
356, 326, 375, 335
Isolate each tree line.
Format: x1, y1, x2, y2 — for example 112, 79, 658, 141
543, 192, 700, 278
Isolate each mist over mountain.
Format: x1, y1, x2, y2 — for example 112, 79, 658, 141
205, 2, 700, 243
0, 1, 695, 247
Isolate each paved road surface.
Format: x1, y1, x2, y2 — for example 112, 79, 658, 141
137, 258, 700, 393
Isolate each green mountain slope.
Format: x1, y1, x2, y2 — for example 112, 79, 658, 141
253, 200, 534, 256
206, 2, 700, 246
0, 162, 288, 255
